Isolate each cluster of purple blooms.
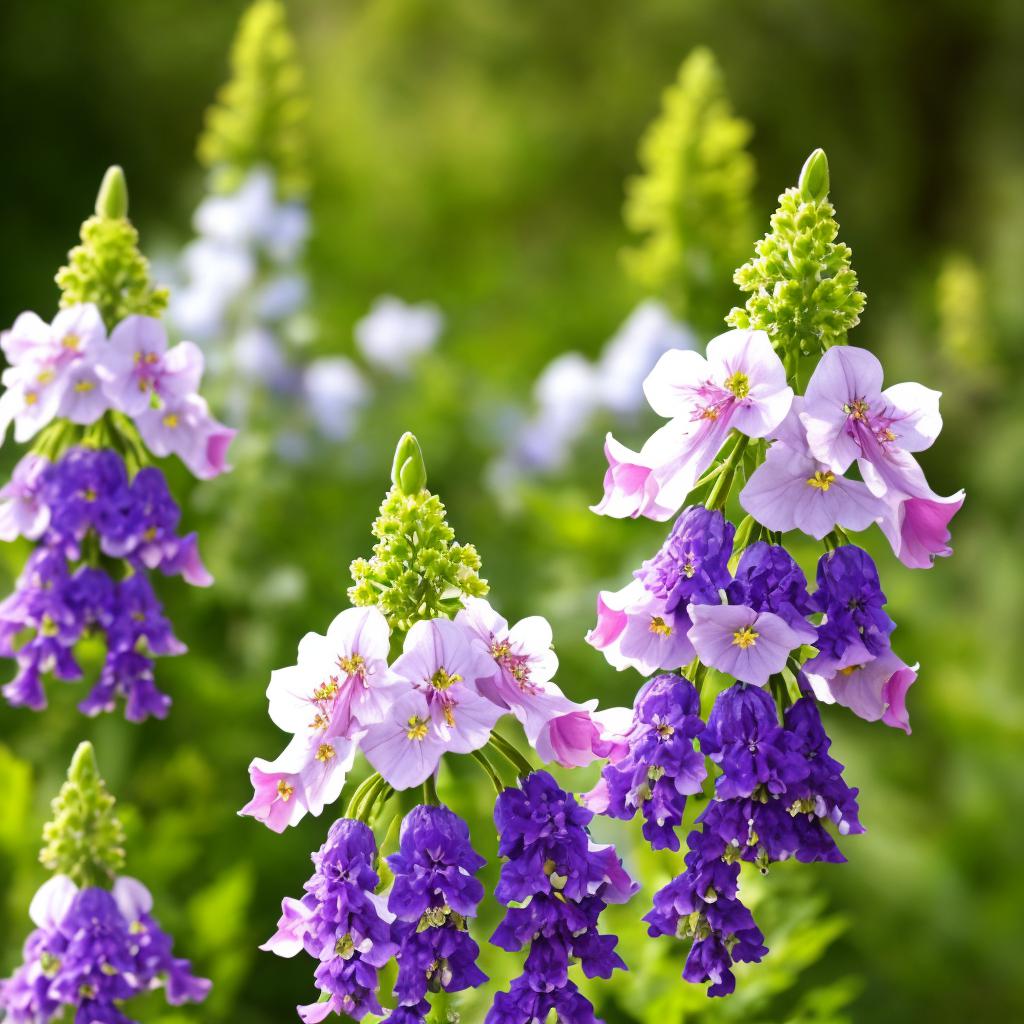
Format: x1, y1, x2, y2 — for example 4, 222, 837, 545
0, 446, 212, 719
487, 771, 637, 1024
0, 874, 210, 1024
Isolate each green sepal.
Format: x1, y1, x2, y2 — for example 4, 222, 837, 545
39, 742, 126, 888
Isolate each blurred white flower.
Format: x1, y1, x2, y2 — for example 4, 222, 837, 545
303, 357, 369, 441
355, 295, 444, 373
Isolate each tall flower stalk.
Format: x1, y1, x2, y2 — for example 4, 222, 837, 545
588, 149, 964, 996
246, 432, 636, 1022
0, 742, 210, 1022
0, 166, 233, 720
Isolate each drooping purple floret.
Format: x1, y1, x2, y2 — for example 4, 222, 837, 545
726, 542, 816, 640
262, 818, 397, 1022
635, 505, 735, 611
0, 882, 209, 1024
599, 674, 707, 851
0, 447, 207, 719
386, 805, 487, 1015
812, 545, 894, 663
486, 772, 634, 1024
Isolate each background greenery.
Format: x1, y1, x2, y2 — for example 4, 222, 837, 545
0, 1, 1022, 1022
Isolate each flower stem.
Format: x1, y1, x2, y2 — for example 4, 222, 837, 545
344, 771, 383, 820
487, 732, 534, 780
422, 774, 440, 807
470, 749, 505, 796
705, 433, 749, 511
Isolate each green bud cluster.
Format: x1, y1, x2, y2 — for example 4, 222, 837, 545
623, 47, 755, 329
349, 434, 488, 641
39, 742, 126, 888
55, 165, 168, 331
727, 149, 865, 360
198, 0, 309, 199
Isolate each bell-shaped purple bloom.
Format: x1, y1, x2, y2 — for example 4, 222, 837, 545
634, 505, 735, 611
811, 545, 894, 667
726, 542, 817, 644
591, 674, 707, 851
262, 818, 397, 1022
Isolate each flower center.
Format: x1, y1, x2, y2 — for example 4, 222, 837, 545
430, 667, 462, 691
276, 779, 294, 802
313, 678, 339, 702
649, 616, 673, 637
62, 333, 80, 350
335, 934, 356, 960
315, 743, 336, 762
406, 715, 429, 741
725, 371, 750, 398
844, 398, 871, 421
337, 652, 366, 679
732, 626, 759, 649
806, 470, 835, 491
162, 413, 179, 429
656, 721, 675, 740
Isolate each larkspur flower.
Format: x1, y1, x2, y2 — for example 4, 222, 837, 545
740, 398, 887, 540
0, 874, 209, 1024
688, 602, 803, 687
390, 617, 504, 754
387, 806, 487, 1012
359, 687, 449, 791
487, 772, 635, 1023
725, 541, 817, 644
593, 328, 793, 521
266, 606, 401, 740
134, 392, 235, 480
586, 578, 696, 676
588, 674, 706, 851
456, 596, 613, 768
634, 504, 735, 610
262, 819, 398, 1022
805, 647, 917, 733
355, 296, 444, 374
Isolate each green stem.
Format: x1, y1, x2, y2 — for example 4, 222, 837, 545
705, 433, 750, 511
470, 749, 505, 796
487, 733, 534, 780
343, 772, 383, 820
422, 774, 440, 807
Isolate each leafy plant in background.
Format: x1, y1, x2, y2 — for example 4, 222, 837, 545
0, 742, 210, 1022
0, 167, 233, 720
588, 149, 964, 996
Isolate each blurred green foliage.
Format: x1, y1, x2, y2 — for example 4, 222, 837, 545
0, 0, 1022, 1022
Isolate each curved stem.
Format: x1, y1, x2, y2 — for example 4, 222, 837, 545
705, 433, 750, 511
422, 774, 440, 807
470, 749, 505, 796
487, 733, 534, 780
344, 771, 383, 820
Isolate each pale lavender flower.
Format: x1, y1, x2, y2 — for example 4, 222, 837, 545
303, 357, 369, 442
687, 603, 803, 687
0, 453, 51, 542
134, 393, 235, 480
355, 296, 444, 374
805, 649, 917, 734
359, 687, 449, 790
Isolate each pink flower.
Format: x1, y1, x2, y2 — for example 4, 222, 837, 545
586, 579, 696, 676
687, 602, 803, 687
359, 687, 449, 789
266, 606, 400, 740
135, 393, 236, 479
740, 399, 887, 540
876, 489, 966, 569
805, 649, 918, 734
97, 315, 204, 417
0, 453, 50, 542
390, 617, 503, 753
593, 329, 793, 521
241, 731, 359, 832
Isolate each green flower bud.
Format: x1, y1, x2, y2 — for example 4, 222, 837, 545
391, 432, 428, 495
94, 165, 128, 220
39, 742, 126, 888
798, 148, 830, 202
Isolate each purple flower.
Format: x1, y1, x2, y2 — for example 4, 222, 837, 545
387, 805, 487, 1011
0, 453, 51, 542
634, 505, 735, 610
262, 819, 397, 1022
806, 648, 917, 733
810, 545, 894, 668
0, 874, 209, 1024
688, 603, 803, 687
590, 674, 707, 851
134, 393, 235, 480
726, 542, 817, 644
593, 328, 793, 521
740, 398, 887, 540
488, 976, 598, 1024
490, 773, 634, 1016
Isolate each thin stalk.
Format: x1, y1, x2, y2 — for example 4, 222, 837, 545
343, 771, 383, 820
705, 433, 750, 511
422, 774, 440, 807
487, 732, 534, 780
470, 749, 505, 796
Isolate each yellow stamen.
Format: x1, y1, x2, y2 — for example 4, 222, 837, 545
315, 743, 335, 762
725, 371, 750, 398
406, 715, 429, 741
25, 391, 38, 406
313, 678, 339, 701
732, 626, 759, 649
61, 333, 80, 350
73, 379, 95, 393
806, 470, 835, 491
276, 779, 295, 802
337, 653, 365, 677
700, 405, 720, 420
310, 712, 329, 731
844, 398, 870, 421
649, 616, 673, 637
430, 667, 462, 690
162, 413, 179, 429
